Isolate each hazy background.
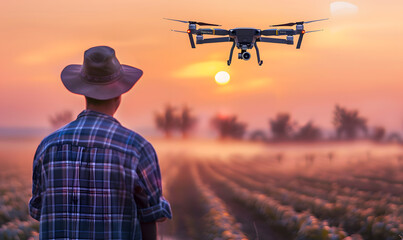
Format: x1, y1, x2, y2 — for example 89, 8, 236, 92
0, 0, 402, 137
1, 2, 402, 239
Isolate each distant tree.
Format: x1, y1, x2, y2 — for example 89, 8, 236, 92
328, 152, 334, 162
178, 105, 198, 138
371, 126, 386, 142
269, 113, 295, 141
49, 110, 73, 129
304, 153, 316, 164
333, 105, 367, 140
211, 114, 247, 140
275, 153, 283, 163
154, 105, 180, 138
249, 129, 268, 142
386, 132, 402, 144
294, 121, 322, 141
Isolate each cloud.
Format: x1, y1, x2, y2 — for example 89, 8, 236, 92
216, 77, 272, 95
173, 60, 229, 78
16, 44, 81, 65
330, 2, 359, 16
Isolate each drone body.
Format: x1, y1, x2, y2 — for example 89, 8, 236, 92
166, 18, 327, 66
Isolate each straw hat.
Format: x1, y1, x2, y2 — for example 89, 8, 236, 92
61, 46, 143, 100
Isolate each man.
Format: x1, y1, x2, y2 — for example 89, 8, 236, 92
29, 46, 172, 239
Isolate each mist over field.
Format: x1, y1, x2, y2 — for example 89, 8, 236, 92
0, 137, 402, 239
1, 0, 403, 239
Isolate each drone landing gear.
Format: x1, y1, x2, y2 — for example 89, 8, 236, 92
227, 42, 263, 66
227, 42, 236, 66
254, 42, 263, 66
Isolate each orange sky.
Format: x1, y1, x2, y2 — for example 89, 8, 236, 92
0, 0, 402, 135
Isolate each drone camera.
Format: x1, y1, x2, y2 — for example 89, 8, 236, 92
243, 52, 251, 60
238, 52, 251, 61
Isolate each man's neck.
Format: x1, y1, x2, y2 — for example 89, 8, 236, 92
85, 95, 120, 117
86, 106, 116, 117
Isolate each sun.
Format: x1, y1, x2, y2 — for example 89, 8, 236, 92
215, 71, 230, 85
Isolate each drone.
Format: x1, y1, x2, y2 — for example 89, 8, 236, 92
165, 18, 328, 66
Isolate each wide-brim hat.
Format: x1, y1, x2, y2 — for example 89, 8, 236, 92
61, 46, 143, 100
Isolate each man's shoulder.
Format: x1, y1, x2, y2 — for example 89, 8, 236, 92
105, 124, 157, 160
116, 124, 154, 151
33, 126, 66, 158
35, 121, 153, 157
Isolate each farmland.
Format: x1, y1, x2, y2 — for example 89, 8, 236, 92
0, 138, 402, 240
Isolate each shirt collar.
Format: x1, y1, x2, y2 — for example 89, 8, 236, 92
77, 110, 121, 124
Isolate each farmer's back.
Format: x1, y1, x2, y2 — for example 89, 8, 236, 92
29, 46, 171, 239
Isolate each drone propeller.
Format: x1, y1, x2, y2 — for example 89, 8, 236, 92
170, 30, 196, 48
305, 29, 323, 33
270, 18, 328, 27
295, 29, 324, 49
171, 30, 188, 33
164, 18, 221, 26
304, 19, 329, 24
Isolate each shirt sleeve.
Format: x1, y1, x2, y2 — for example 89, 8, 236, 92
29, 145, 44, 221
135, 142, 172, 223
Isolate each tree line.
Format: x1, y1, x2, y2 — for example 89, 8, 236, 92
154, 104, 402, 143
46, 105, 400, 143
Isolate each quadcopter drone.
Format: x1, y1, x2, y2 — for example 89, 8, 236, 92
165, 18, 328, 66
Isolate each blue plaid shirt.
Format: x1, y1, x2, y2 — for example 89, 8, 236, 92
29, 110, 172, 239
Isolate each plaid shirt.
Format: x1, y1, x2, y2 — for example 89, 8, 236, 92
29, 110, 172, 239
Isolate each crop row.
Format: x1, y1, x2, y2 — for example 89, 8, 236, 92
209, 162, 402, 239
230, 152, 401, 180
191, 164, 248, 240
0, 217, 39, 240
240, 156, 402, 195
199, 162, 351, 240
221, 160, 402, 215
224, 160, 402, 205
160, 158, 180, 199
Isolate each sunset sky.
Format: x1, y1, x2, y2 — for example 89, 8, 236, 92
1, 0, 402, 137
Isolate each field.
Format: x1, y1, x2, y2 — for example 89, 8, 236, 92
0, 138, 402, 240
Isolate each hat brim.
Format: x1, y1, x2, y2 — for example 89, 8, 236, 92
61, 64, 143, 100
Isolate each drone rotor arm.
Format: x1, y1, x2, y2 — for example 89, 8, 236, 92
214, 29, 230, 35
261, 29, 277, 36
259, 37, 289, 44
197, 37, 231, 44
261, 29, 296, 36
198, 28, 229, 35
